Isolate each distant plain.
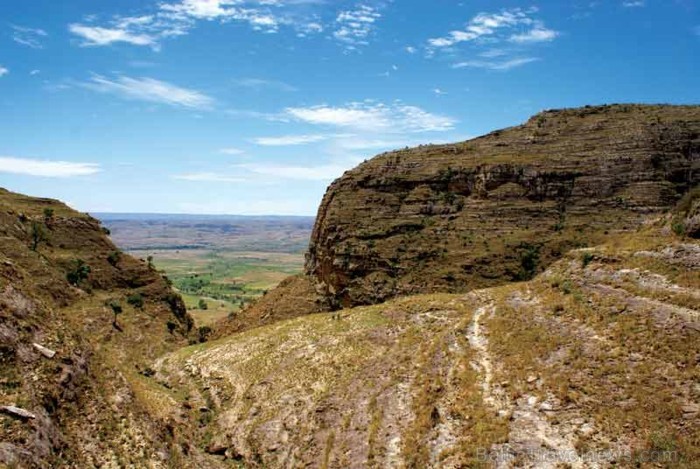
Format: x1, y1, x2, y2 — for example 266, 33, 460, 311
97, 213, 314, 326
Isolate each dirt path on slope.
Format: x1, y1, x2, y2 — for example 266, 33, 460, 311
465, 291, 588, 469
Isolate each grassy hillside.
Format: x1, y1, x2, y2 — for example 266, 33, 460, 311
149, 205, 699, 468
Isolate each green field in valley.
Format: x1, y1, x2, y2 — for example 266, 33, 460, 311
131, 249, 305, 326
98, 213, 314, 327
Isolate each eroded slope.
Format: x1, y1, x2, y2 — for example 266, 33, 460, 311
153, 218, 699, 468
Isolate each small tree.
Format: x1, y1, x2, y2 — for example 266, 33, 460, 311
147, 255, 155, 269
66, 259, 91, 286
198, 299, 208, 310
109, 300, 123, 328
30, 222, 48, 251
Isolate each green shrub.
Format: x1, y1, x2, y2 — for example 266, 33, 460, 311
107, 251, 121, 267
198, 326, 212, 343
671, 221, 685, 237
66, 260, 91, 286
581, 252, 595, 268
127, 293, 144, 308
516, 243, 541, 280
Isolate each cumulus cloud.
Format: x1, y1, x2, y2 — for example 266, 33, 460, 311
427, 8, 558, 70
82, 75, 214, 109
333, 4, 382, 48
510, 28, 558, 44
0, 66, 8, 77
0, 157, 100, 177
68, 0, 333, 48
69, 24, 157, 47
11, 25, 48, 49
428, 8, 557, 48
286, 102, 456, 133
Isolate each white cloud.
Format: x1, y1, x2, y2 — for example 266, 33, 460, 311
509, 27, 558, 44
427, 8, 557, 71
161, 1, 281, 32
236, 162, 350, 181
173, 172, 245, 182
622, 1, 645, 7
219, 147, 245, 155
233, 78, 297, 92
333, 4, 382, 48
286, 102, 456, 133
11, 25, 48, 49
253, 134, 327, 146
83, 75, 214, 109
429, 8, 558, 48
67, 1, 382, 49
0, 66, 8, 77
29, 70, 40, 76
453, 57, 539, 70
405, 46, 417, 54
69, 24, 157, 47
0, 157, 100, 178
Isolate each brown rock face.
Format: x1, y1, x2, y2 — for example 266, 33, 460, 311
306, 104, 700, 308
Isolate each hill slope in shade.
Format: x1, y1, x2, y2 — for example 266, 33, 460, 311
0, 188, 195, 468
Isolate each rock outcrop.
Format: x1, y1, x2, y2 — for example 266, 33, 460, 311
306, 104, 700, 308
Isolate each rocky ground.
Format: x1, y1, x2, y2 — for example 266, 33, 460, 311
151, 216, 699, 468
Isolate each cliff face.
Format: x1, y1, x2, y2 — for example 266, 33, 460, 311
0, 189, 193, 468
306, 104, 700, 308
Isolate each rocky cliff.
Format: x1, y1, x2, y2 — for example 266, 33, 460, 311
306, 104, 699, 308
0, 189, 194, 468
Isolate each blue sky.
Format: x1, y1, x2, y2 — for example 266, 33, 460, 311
0, 0, 697, 215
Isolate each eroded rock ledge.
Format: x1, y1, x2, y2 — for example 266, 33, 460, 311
306, 104, 700, 308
